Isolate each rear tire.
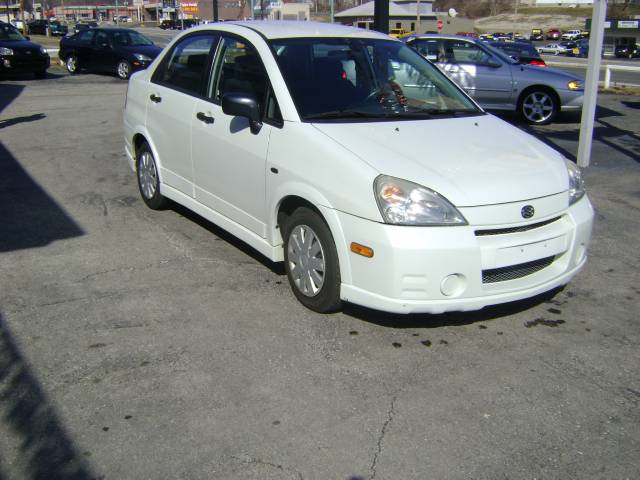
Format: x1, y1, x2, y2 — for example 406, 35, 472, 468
136, 142, 168, 210
282, 207, 342, 313
34, 70, 47, 79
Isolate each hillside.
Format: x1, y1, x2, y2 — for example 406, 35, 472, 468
475, 13, 586, 33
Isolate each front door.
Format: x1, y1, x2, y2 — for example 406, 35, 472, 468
192, 35, 278, 238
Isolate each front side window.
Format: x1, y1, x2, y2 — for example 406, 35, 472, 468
94, 31, 109, 47
443, 40, 493, 65
112, 31, 153, 47
153, 34, 217, 96
270, 37, 480, 121
208, 36, 268, 103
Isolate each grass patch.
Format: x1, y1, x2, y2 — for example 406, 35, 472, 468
600, 85, 640, 96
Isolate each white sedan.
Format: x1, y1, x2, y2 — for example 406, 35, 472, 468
537, 43, 568, 55
123, 21, 593, 314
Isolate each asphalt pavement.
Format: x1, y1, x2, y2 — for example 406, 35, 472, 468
0, 71, 639, 479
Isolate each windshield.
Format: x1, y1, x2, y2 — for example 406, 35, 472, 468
0, 23, 26, 41
112, 30, 153, 47
269, 38, 481, 120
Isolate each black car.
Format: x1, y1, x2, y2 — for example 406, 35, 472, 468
529, 28, 544, 41
486, 41, 547, 67
27, 19, 69, 36
0, 21, 50, 78
59, 28, 161, 79
159, 19, 176, 30
74, 21, 98, 34
615, 43, 640, 59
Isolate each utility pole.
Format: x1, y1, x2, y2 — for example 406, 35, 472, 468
577, 0, 607, 167
19, 0, 27, 34
213, 0, 218, 21
330, 0, 334, 23
416, 0, 420, 33
373, 0, 388, 34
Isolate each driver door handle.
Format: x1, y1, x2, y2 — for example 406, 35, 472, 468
149, 94, 162, 103
196, 112, 214, 124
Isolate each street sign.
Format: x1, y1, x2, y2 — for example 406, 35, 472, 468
437, 19, 443, 31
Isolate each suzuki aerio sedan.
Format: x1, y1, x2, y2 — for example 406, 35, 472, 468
124, 22, 593, 314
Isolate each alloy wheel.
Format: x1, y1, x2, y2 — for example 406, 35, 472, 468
522, 91, 555, 124
117, 61, 130, 79
287, 224, 325, 297
138, 151, 157, 200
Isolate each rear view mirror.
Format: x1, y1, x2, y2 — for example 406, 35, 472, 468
221, 93, 262, 134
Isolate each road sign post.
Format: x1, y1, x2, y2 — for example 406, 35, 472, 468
437, 19, 443, 32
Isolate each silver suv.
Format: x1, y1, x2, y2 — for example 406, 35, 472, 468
404, 34, 584, 124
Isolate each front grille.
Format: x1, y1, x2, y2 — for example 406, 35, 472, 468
475, 217, 561, 237
482, 256, 556, 284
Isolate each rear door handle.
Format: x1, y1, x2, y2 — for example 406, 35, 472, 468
196, 112, 214, 124
149, 94, 162, 103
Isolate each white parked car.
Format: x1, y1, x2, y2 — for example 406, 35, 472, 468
123, 21, 594, 314
562, 30, 581, 41
537, 43, 567, 55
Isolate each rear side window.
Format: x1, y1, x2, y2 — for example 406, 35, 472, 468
152, 34, 218, 96
443, 40, 493, 65
76, 30, 96, 46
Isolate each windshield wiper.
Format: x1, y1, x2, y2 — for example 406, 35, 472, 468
412, 109, 483, 117
304, 110, 391, 120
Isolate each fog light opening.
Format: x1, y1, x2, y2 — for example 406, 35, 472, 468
575, 243, 586, 264
440, 274, 467, 297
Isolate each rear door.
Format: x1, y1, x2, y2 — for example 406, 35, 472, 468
74, 29, 97, 69
145, 32, 219, 196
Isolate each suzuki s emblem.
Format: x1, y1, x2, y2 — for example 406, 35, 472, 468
521, 205, 535, 219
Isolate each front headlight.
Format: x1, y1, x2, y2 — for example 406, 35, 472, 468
566, 160, 585, 205
39, 46, 47, 55
374, 175, 467, 226
0, 47, 14, 56
133, 53, 151, 62
567, 80, 584, 90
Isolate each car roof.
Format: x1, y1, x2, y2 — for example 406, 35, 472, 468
199, 20, 391, 40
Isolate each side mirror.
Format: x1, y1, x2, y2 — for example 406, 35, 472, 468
221, 93, 262, 134
486, 58, 502, 68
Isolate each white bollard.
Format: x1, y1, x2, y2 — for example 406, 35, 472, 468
604, 66, 611, 89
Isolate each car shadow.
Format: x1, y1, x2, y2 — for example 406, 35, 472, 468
167, 201, 286, 276
0, 113, 46, 129
0, 313, 98, 479
341, 287, 564, 329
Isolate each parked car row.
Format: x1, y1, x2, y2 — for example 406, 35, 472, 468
159, 18, 199, 30
26, 19, 68, 36
615, 42, 640, 59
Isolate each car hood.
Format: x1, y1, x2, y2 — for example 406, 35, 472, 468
120, 45, 162, 58
519, 63, 583, 81
312, 114, 569, 207
0, 39, 44, 51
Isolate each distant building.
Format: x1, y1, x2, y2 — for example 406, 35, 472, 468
335, 0, 474, 34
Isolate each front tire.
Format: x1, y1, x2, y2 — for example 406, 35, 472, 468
66, 54, 79, 74
519, 89, 558, 125
136, 142, 167, 210
282, 207, 342, 313
116, 60, 131, 80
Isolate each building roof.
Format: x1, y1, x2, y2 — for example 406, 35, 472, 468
335, 0, 432, 18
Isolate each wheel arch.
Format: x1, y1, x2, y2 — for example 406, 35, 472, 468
517, 84, 561, 110
130, 130, 164, 184
271, 187, 353, 284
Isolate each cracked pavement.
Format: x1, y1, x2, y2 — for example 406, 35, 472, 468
0, 72, 639, 479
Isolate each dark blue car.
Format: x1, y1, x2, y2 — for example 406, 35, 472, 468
59, 28, 162, 79
0, 21, 50, 78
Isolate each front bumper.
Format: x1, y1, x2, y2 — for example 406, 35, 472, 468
559, 89, 584, 111
335, 194, 594, 314
0, 54, 50, 74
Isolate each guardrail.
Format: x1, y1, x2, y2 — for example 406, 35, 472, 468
545, 60, 640, 88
